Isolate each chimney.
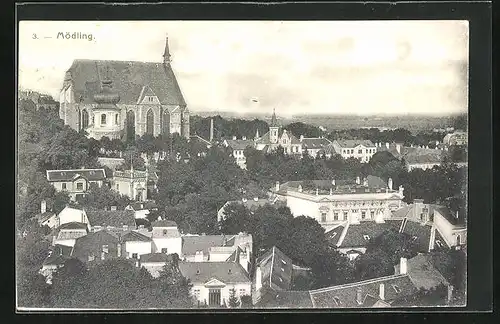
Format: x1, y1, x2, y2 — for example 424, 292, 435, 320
110, 206, 117, 211
135, 260, 139, 268
300, 135, 304, 141
242, 136, 247, 140
396, 144, 401, 154
399, 257, 407, 275
379, 283, 385, 300
316, 188, 319, 196
275, 181, 280, 192
253, 197, 258, 201
232, 136, 237, 140
388, 178, 393, 190
101, 251, 105, 260
363, 178, 368, 187
356, 176, 361, 185
298, 185, 303, 192
41, 200, 47, 214
117, 243, 121, 257
385, 142, 390, 149
356, 287, 363, 305
332, 179, 336, 186
210, 118, 214, 142
329, 188, 333, 195
255, 266, 262, 291
447, 285, 454, 304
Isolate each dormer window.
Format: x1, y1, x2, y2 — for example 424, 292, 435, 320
102, 245, 109, 253
412, 236, 418, 242
101, 114, 107, 125
435, 240, 443, 248
196, 270, 200, 275
333, 297, 341, 306
228, 269, 232, 274
392, 285, 401, 293
281, 267, 285, 272
281, 260, 287, 265
330, 232, 337, 238
363, 235, 370, 241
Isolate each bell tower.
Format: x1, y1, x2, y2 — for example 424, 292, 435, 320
269, 108, 279, 144
163, 35, 171, 64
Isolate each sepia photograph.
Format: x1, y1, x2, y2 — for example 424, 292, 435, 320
17, 19, 469, 310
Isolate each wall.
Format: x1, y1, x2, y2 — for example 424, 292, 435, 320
207, 252, 234, 262
125, 241, 153, 258
433, 211, 467, 247
141, 263, 165, 278
53, 238, 77, 247
152, 237, 182, 256
58, 208, 89, 227
191, 282, 252, 306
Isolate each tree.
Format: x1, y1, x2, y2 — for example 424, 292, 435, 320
393, 284, 448, 306
78, 183, 130, 210
17, 171, 56, 226
218, 203, 251, 234
285, 122, 323, 138
240, 295, 253, 308
365, 229, 419, 265
227, 289, 240, 308
354, 249, 395, 281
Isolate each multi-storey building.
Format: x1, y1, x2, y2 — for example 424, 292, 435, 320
46, 169, 107, 201
270, 176, 404, 228
331, 140, 377, 163
442, 131, 468, 146
254, 109, 302, 156
58, 36, 189, 141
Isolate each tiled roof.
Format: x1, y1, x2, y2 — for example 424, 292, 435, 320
256, 288, 314, 308
63, 59, 186, 106
181, 235, 232, 256
120, 230, 151, 242
339, 221, 402, 248
326, 225, 345, 246
433, 205, 465, 227
51, 244, 74, 257
140, 253, 174, 264
256, 246, 293, 291
301, 137, 332, 148
46, 169, 107, 182
178, 261, 250, 284
35, 212, 56, 223
433, 229, 448, 249
151, 220, 178, 228
225, 139, 255, 151
401, 220, 432, 253
225, 247, 242, 262
57, 222, 88, 231
404, 153, 443, 165
309, 274, 417, 308
394, 254, 449, 291
71, 230, 120, 261
43, 254, 69, 266
86, 210, 136, 228
128, 201, 158, 211
335, 139, 375, 148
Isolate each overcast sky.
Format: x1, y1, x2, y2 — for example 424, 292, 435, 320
18, 20, 469, 116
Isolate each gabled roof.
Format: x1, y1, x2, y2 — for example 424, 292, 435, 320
255, 129, 301, 146
338, 221, 402, 248
433, 205, 465, 227
86, 210, 136, 228
181, 235, 233, 256
178, 261, 250, 284
71, 230, 120, 261
401, 220, 433, 253
127, 201, 158, 211
256, 246, 293, 291
309, 274, 417, 308
140, 253, 174, 264
300, 137, 332, 148
35, 211, 56, 223
395, 254, 449, 291
63, 59, 186, 107
46, 169, 106, 182
334, 139, 375, 148
120, 230, 151, 243
325, 225, 345, 246
255, 287, 314, 308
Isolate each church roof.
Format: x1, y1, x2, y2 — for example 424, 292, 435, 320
255, 129, 301, 146
62, 59, 186, 107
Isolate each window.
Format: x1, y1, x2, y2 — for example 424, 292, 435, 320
392, 285, 401, 293
116, 184, 119, 191
333, 297, 341, 306
102, 245, 109, 253
412, 236, 418, 242
361, 211, 366, 219
115, 113, 119, 125
101, 114, 107, 125
163, 229, 168, 235
196, 269, 201, 274
330, 232, 337, 238
92, 115, 95, 124
334, 212, 339, 221
88, 255, 95, 261
363, 234, 370, 241
321, 212, 327, 222
132, 253, 138, 259
435, 240, 443, 248
358, 149, 362, 154
283, 139, 287, 144
343, 212, 348, 219
239, 289, 246, 296
193, 289, 200, 297
343, 149, 346, 154
62, 183, 67, 190
149, 96, 154, 102
370, 211, 375, 219
351, 149, 354, 154
281, 259, 287, 265
76, 182, 83, 190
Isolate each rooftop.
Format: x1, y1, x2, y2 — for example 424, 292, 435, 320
255, 129, 301, 146
256, 246, 293, 291
181, 235, 234, 256
256, 288, 314, 308
225, 139, 255, 151
140, 253, 175, 264
338, 220, 402, 248
334, 139, 375, 148
394, 254, 449, 291
178, 261, 250, 284
71, 230, 120, 261
46, 169, 107, 182
86, 210, 136, 228
151, 219, 178, 228
57, 222, 89, 231
120, 230, 151, 243
300, 137, 332, 148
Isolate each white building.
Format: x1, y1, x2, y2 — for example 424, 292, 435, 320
56, 205, 90, 229
223, 138, 255, 169
52, 222, 89, 247
112, 169, 149, 201
299, 136, 332, 158
179, 261, 251, 307
151, 220, 182, 256
46, 169, 107, 201
271, 176, 404, 228
181, 233, 253, 263
331, 140, 377, 163
120, 231, 153, 259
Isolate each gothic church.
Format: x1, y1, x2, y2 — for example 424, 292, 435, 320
58, 36, 189, 141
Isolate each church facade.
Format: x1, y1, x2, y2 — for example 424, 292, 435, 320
58, 37, 190, 141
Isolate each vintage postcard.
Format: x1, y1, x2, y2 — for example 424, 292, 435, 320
17, 20, 468, 310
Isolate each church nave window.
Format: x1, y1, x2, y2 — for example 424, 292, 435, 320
101, 114, 107, 125
115, 113, 119, 125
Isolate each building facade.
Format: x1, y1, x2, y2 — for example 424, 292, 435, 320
59, 36, 190, 141
254, 109, 302, 156
112, 169, 148, 201
443, 131, 468, 146
331, 140, 377, 163
272, 176, 404, 228
46, 169, 107, 201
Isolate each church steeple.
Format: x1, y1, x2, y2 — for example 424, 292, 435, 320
269, 108, 280, 144
270, 108, 278, 127
163, 35, 171, 64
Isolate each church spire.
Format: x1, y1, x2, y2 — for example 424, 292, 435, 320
270, 108, 278, 127
163, 34, 171, 64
